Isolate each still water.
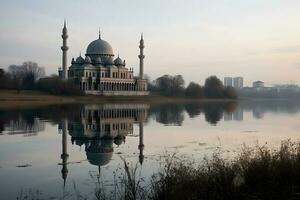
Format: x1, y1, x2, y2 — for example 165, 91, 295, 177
0, 101, 300, 199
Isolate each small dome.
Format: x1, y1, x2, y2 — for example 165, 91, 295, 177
114, 56, 123, 66
94, 56, 102, 64
76, 55, 85, 64
86, 38, 114, 55
106, 56, 114, 65
71, 58, 75, 64
85, 56, 92, 64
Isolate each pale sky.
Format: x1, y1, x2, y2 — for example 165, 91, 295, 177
1, 0, 300, 86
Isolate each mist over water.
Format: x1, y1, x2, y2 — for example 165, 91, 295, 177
0, 101, 300, 199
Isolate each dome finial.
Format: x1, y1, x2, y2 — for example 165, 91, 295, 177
98, 27, 101, 39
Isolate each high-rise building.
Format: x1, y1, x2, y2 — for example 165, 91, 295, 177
233, 77, 243, 88
224, 77, 233, 87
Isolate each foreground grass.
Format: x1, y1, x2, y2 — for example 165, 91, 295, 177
16, 140, 300, 200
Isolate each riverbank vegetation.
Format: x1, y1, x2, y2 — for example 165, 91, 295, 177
148, 140, 300, 200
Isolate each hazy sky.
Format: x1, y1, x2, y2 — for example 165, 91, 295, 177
1, 0, 300, 86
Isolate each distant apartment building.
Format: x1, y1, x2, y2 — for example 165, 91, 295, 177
253, 81, 264, 88
274, 84, 300, 92
224, 77, 233, 87
224, 77, 243, 88
233, 77, 243, 89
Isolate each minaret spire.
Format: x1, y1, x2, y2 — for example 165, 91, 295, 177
61, 20, 69, 80
138, 33, 145, 80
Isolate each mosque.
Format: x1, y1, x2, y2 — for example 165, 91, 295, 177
58, 21, 149, 95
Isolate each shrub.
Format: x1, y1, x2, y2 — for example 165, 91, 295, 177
37, 77, 83, 96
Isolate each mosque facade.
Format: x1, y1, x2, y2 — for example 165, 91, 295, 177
58, 21, 149, 96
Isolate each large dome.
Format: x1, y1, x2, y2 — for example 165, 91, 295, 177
86, 39, 114, 55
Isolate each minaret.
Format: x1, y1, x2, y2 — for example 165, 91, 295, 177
138, 33, 145, 80
138, 121, 144, 165
61, 119, 69, 187
61, 20, 69, 80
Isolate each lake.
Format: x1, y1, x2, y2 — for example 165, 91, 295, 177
0, 100, 300, 199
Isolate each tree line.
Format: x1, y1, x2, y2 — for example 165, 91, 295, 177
148, 74, 237, 99
0, 61, 82, 95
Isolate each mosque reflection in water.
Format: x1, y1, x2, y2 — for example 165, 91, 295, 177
58, 104, 148, 186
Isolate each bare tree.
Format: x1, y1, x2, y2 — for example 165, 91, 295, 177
8, 64, 25, 91
8, 61, 45, 91
22, 61, 45, 81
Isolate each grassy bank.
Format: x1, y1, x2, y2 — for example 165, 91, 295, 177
0, 90, 236, 107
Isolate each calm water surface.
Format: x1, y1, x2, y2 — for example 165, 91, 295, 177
0, 101, 300, 199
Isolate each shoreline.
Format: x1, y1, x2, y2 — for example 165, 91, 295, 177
0, 90, 237, 108
1, 90, 298, 108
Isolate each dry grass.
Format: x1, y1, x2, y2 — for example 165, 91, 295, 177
149, 140, 300, 200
